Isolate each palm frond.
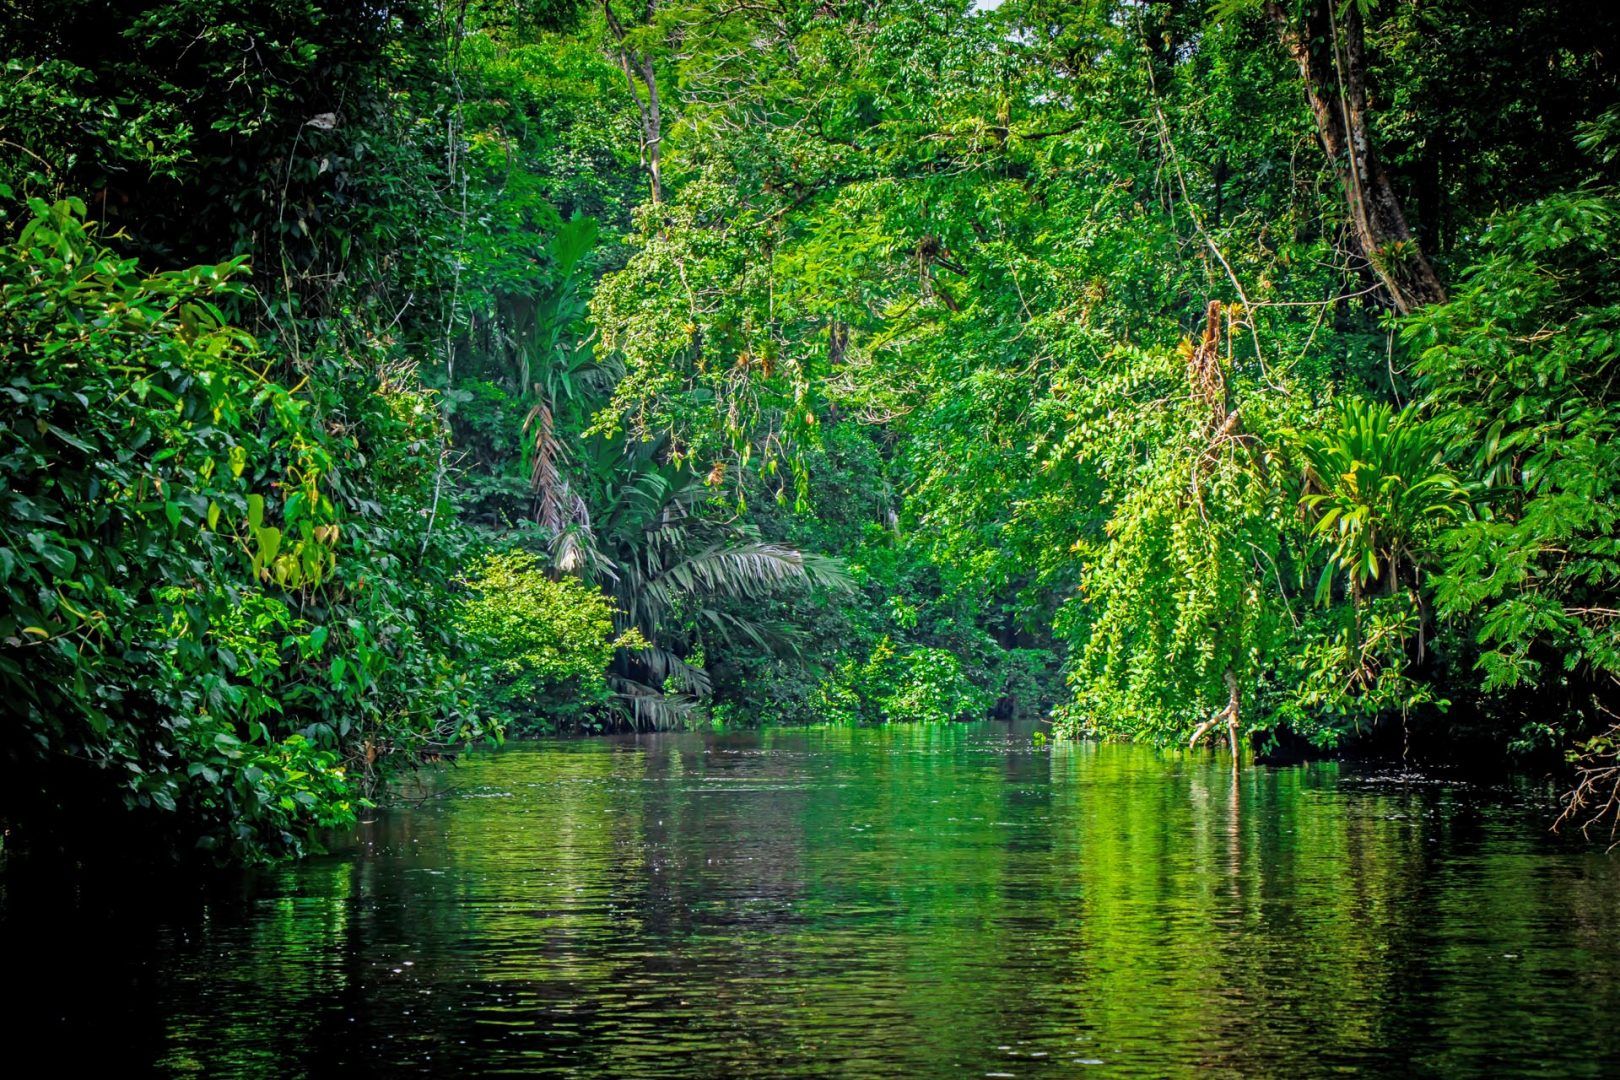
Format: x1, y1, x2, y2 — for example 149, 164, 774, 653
646, 542, 852, 608
606, 674, 703, 731
551, 521, 616, 581
633, 644, 714, 698
699, 608, 806, 658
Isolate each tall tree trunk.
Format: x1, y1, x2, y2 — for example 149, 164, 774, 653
638, 53, 663, 203
1265, 0, 1445, 313
1188, 668, 1243, 758
603, 1, 663, 203
1223, 668, 1240, 759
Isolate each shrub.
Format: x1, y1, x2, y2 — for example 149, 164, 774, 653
0, 196, 481, 861
813, 638, 989, 725
457, 552, 639, 732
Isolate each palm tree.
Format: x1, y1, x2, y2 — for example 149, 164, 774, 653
451, 214, 612, 531
471, 215, 849, 727
553, 438, 851, 728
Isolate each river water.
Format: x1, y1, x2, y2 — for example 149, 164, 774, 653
6, 722, 1620, 1076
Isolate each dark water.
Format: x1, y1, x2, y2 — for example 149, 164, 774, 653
6, 723, 1620, 1077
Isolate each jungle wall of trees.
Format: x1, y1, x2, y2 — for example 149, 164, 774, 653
4, 0, 1620, 859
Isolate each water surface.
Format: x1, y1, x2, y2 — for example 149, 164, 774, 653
7, 723, 1619, 1076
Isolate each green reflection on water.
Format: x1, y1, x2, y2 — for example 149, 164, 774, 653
18, 723, 1620, 1077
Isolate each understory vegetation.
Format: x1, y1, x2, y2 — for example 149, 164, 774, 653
3, 0, 1620, 859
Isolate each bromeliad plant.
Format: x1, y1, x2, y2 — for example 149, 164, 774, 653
1296, 398, 1469, 607
1274, 399, 1470, 739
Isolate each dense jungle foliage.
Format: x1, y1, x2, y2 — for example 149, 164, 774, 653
3, 0, 1620, 861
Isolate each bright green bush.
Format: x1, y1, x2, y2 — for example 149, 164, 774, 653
814, 637, 989, 725
457, 552, 638, 732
